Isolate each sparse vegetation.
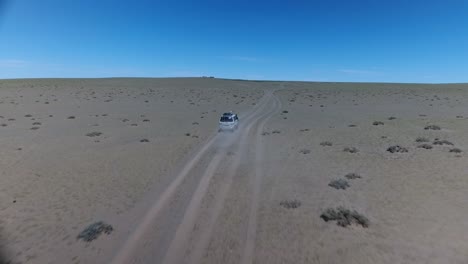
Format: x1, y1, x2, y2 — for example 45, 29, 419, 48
417, 144, 433, 149
415, 137, 429, 143
328, 179, 350, 189
449, 148, 462, 153
280, 199, 301, 209
86, 132, 102, 137
77, 221, 113, 242
320, 141, 333, 147
424, 125, 441, 130
387, 145, 408, 153
272, 130, 281, 134
320, 207, 369, 228
345, 173, 361, 179
433, 139, 453, 146
343, 147, 359, 153
373, 121, 384, 126
299, 149, 310, 154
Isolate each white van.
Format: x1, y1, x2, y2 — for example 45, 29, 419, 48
218, 112, 239, 132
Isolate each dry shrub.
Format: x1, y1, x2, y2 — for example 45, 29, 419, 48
343, 147, 359, 153
328, 179, 350, 189
417, 144, 433, 150
86, 132, 102, 137
433, 139, 453, 146
415, 137, 429, 143
424, 125, 440, 130
280, 199, 301, 209
387, 145, 408, 153
345, 173, 361, 179
449, 148, 462, 153
77, 221, 113, 242
320, 207, 369, 228
320, 141, 333, 146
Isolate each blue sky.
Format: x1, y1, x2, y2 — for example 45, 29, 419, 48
1, 0, 468, 82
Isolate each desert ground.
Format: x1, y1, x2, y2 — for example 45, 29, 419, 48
0, 78, 468, 264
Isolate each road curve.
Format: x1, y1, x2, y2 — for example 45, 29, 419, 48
112, 88, 281, 264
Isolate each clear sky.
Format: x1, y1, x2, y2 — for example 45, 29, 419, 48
1, 0, 468, 82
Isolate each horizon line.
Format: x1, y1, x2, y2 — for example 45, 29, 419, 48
0, 76, 466, 85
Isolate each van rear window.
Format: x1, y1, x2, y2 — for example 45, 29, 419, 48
220, 117, 233, 122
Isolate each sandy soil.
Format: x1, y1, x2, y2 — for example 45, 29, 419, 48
1, 79, 468, 264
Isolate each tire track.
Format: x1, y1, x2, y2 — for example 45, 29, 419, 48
188, 91, 280, 264
241, 90, 282, 264
161, 152, 224, 264
112, 135, 218, 264
162, 91, 276, 264
112, 90, 272, 264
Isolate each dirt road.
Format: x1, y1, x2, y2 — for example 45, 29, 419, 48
112, 88, 281, 264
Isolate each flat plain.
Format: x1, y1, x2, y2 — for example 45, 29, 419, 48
0, 78, 467, 264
